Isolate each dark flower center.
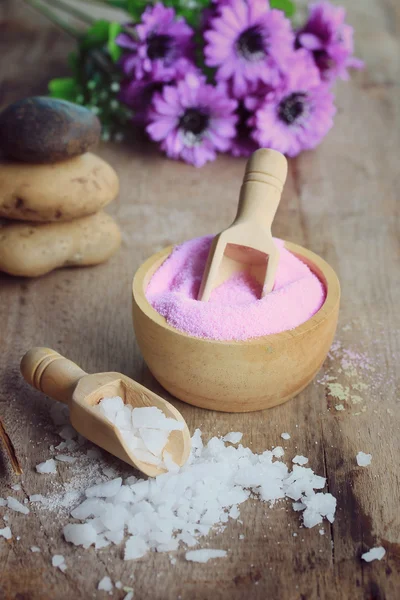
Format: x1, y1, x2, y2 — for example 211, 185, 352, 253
147, 34, 172, 60
179, 108, 209, 141
278, 92, 308, 125
313, 49, 334, 73
236, 26, 266, 61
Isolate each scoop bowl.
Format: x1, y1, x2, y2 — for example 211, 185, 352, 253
132, 241, 340, 413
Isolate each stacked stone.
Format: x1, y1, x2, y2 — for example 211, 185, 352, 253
0, 97, 121, 277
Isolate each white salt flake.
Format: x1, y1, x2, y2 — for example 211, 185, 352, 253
123, 593, 134, 600
140, 428, 170, 456
115, 581, 122, 589
272, 446, 285, 458
30, 546, 41, 552
7, 496, 30, 515
0, 498, 7, 506
131, 406, 184, 431
356, 452, 372, 467
361, 546, 386, 562
11, 484, 21, 491
292, 455, 308, 466
223, 432, 243, 444
30, 494, 45, 503
63, 523, 97, 548
0, 527, 12, 540
98, 576, 113, 591
52, 555, 66, 570
124, 536, 148, 560
301, 493, 336, 528
86, 478, 122, 498
55, 454, 77, 464
185, 549, 227, 563
36, 459, 57, 474
335, 404, 345, 411
319, 528, 325, 535
281, 433, 291, 440
163, 451, 179, 473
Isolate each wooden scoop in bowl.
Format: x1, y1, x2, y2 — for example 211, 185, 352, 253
198, 148, 288, 302
20, 348, 191, 477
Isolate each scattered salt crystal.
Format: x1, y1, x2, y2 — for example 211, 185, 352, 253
301, 493, 336, 528
7, 496, 30, 515
30, 494, 45, 503
59, 425, 77, 440
222, 432, 243, 444
239, 534, 245, 540
185, 549, 227, 563
281, 433, 290, 440
86, 478, 122, 498
55, 454, 77, 464
124, 536, 148, 560
123, 593, 134, 600
63, 523, 97, 548
292, 456, 308, 466
319, 528, 325, 535
0, 527, 12, 539
0, 498, 7, 506
361, 546, 386, 562
115, 581, 122, 589
11, 484, 21, 491
36, 459, 57, 474
335, 404, 345, 411
98, 576, 113, 591
272, 446, 284, 458
52, 555, 66, 570
31, 546, 41, 552
356, 452, 372, 467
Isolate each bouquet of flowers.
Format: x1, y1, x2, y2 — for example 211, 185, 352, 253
31, 0, 363, 167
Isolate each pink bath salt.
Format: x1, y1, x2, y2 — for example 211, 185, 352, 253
146, 236, 326, 341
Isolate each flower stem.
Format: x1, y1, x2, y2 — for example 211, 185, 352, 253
24, 0, 83, 38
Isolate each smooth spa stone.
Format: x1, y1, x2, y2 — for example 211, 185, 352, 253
0, 152, 119, 222
0, 97, 101, 163
0, 211, 121, 277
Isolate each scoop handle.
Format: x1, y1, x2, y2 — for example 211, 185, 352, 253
234, 148, 288, 228
20, 347, 86, 405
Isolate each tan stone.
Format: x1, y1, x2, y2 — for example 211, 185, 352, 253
0, 152, 119, 222
0, 211, 121, 277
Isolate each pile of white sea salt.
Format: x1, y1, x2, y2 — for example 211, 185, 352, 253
94, 397, 184, 469
62, 429, 337, 559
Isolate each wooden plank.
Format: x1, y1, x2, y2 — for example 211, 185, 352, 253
0, 0, 399, 598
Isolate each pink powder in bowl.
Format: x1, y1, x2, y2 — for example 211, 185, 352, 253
145, 236, 326, 341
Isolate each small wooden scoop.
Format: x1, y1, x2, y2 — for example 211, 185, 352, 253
198, 148, 288, 302
20, 348, 191, 477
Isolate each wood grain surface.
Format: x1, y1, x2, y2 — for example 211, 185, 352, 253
0, 1, 399, 599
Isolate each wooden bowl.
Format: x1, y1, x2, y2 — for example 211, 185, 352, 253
132, 242, 340, 413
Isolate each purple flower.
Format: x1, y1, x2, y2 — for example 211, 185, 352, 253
119, 60, 198, 125
117, 4, 194, 81
146, 73, 237, 167
204, 0, 294, 97
252, 50, 336, 157
296, 1, 364, 82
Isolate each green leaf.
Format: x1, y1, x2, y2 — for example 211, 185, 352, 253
48, 77, 80, 101
270, 0, 296, 17
108, 21, 123, 62
81, 20, 110, 50
103, 0, 129, 9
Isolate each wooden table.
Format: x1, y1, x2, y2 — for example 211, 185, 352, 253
1, 1, 399, 598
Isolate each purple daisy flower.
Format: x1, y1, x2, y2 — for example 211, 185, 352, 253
146, 73, 237, 167
204, 0, 294, 97
119, 60, 198, 125
252, 50, 336, 157
116, 4, 194, 81
296, 1, 364, 82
